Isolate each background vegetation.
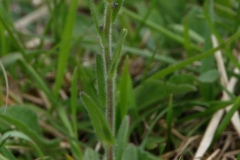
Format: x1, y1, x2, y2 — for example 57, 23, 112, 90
0, 0, 240, 159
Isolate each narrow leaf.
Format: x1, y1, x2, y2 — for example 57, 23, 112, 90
108, 28, 127, 77
54, 0, 78, 96
0, 107, 60, 148
116, 58, 130, 129
87, 0, 103, 38
84, 148, 100, 160
0, 153, 11, 160
122, 144, 138, 160
81, 93, 115, 145
96, 54, 106, 108
166, 95, 173, 151
115, 116, 129, 160
0, 130, 43, 157
214, 96, 240, 143
197, 69, 220, 83
0, 146, 17, 160
112, 0, 125, 22
149, 31, 240, 79
71, 67, 79, 136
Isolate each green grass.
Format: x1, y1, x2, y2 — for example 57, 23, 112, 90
0, 0, 240, 159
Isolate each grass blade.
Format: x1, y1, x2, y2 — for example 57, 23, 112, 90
123, 8, 201, 51
54, 0, 78, 96
213, 96, 240, 143
149, 31, 240, 79
166, 95, 173, 151
71, 67, 78, 136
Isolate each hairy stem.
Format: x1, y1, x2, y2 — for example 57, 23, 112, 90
104, 2, 113, 69
104, 1, 115, 160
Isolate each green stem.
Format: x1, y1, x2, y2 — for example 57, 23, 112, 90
104, 2, 113, 69
103, 1, 115, 160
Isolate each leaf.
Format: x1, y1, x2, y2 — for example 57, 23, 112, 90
214, 96, 240, 143
54, 0, 78, 96
78, 64, 99, 106
0, 154, 9, 160
71, 67, 78, 135
19, 59, 52, 101
0, 106, 41, 135
112, 0, 125, 22
149, 31, 240, 79
0, 146, 17, 160
166, 95, 173, 151
1, 53, 21, 66
115, 116, 129, 160
122, 144, 159, 160
87, 0, 103, 39
116, 58, 131, 130
0, 106, 60, 149
108, 28, 128, 78
96, 54, 106, 108
123, 8, 200, 51
0, 130, 44, 157
81, 93, 115, 145
137, 148, 159, 160
135, 79, 196, 109
197, 69, 220, 83
122, 144, 138, 160
145, 136, 164, 150
84, 148, 100, 160
168, 74, 195, 84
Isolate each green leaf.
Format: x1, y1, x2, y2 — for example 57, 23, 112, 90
197, 69, 220, 83
137, 148, 159, 160
54, 0, 78, 96
145, 136, 164, 150
0, 130, 44, 157
123, 8, 200, 51
214, 96, 240, 143
78, 64, 99, 106
19, 59, 52, 102
0, 154, 9, 160
0, 106, 60, 149
84, 148, 100, 160
1, 53, 21, 66
122, 144, 138, 160
122, 144, 159, 160
112, 0, 125, 22
0, 106, 41, 135
71, 67, 79, 136
87, 0, 102, 38
116, 58, 131, 130
135, 79, 196, 109
96, 54, 106, 108
81, 93, 115, 145
0, 146, 17, 160
168, 74, 195, 84
108, 28, 128, 78
149, 31, 240, 79
166, 95, 173, 151
115, 116, 129, 160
